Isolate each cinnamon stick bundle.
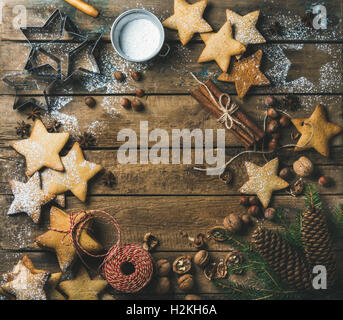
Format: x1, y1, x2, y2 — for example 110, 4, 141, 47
190, 80, 265, 148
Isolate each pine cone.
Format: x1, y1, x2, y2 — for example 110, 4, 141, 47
252, 228, 312, 291
301, 207, 336, 288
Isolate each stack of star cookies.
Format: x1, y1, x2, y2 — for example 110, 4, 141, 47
163, 0, 270, 99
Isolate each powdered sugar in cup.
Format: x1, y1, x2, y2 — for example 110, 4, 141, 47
111, 9, 165, 63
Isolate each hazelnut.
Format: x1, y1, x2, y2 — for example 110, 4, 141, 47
279, 115, 291, 128
248, 205, 260, 217
131, 72, 141, 81
178, 274, 194, 292
266, 120, 279, 134
265, 95, 275, 106
185, 294, 201, 300
293, 156, 313, 177
241, 214, 251, 225
155, 277, 170, 295
249, 196, 260, 206
223, 214, 243, 234
173, 256, 192, 275
194, 250, 209, 268
318, 176, 330, 187
114, 71, 125, 82
268, 139, 279, 151
239, 195, 249, 206
131, 99, 143, 111
156, 259, 171, 276
136, 88, 145, 97
279, 167, 291, 180
85, 97, 96, 108
264, 208, 276, 220
121, 98, 131, 109
267, 107, 279, 119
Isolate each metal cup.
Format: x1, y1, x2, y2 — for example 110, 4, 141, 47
110, 9, 165, 63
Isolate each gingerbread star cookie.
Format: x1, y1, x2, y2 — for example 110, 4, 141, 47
35, 206, 103, 271
226, 9, 265, 48
163, 0, 212, 46
8, 172, 55, 224
11, 119, 69, 177
41, 142, 103, 202
45, 272, 65, 300
1, 255, 50, 300
59, 266, 107, 300
240, 158, 289, 208
218, 50, 270, 99
292, 104, 343, 157
198, 22, 246, 72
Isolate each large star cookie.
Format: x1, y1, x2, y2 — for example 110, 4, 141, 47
41, 142, 103, 202
11, 119, 69, 177
1, 255, 50, 300
8, 172, 55, 224
59, 266, 107, 300
226, 9, 265, 48
35, 206, 103, 271
218, 50, 270, 99
240, 158, 289, 208
292, 104, 343, 157
198, 22, 246, 72
163, 0, 212, 46
45, 272, 65, 300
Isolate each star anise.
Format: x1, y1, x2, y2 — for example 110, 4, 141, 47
46, 120, 62, 133
281, 94, 299, 111
15, 121, 31, 138
77, 132, 97, 148
102, 170, 116, 188
26, 107, 42, 121
269, 21, 282, 35
301, 12, 315, 28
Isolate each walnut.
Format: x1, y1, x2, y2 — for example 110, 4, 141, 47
203, 262, 217, 281
154, 277, 170, 295
206, 226, 227, 242
225, 250, 245, 275
155, 259, 171, 277
185, 294, 201, 300
293, 156, 313, 177
215, 260, 228, 279
177, 274, 194, 292
142, 233, 159, 252
223, 214, 243, 234
172, 256, 192, 275
193, 250, 209, 268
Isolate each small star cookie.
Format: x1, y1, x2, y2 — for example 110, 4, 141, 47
198, 22, 246, 72
45, 272, 65, 300
35, 206, 103, 271
226, 9, 265, 48
1, 255, 50, 300
59, 266, 108, 300
218, 50, 270, 99
8, 172, 56, 224
163, 0, 213, 46
11, 119, 69, 177
292, 104, 343, 157
240, 158, 289, 208
41, 142, 103, 202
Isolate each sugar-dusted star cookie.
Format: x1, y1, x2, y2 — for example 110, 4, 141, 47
240, 158, 289, 208
218, 50, 270, 99
163, 0, 213, 46
292, 104, 343, 157
59, 266, 108, 300
11, 119, 69, 176
1, 255, 50, 300
45, 272, 65, 300
8, 172, 56, 224
35, 206, 103, 271
198, 22, 246, 72
226, 9, 265, 48
41, 142, 103, 202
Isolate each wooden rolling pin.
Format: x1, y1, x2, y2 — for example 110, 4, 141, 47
64, 0, 99, 18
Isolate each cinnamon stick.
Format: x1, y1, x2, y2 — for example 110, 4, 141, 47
205, 80, 265, 141
190, 88, 252, 148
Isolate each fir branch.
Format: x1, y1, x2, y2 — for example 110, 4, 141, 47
329, 204, 343, 240
304, 184, 322, 210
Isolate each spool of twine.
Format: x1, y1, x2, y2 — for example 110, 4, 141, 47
71, 210, 154, 293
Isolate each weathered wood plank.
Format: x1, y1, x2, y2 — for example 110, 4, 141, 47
0, 42, 342, 94
0, 194, 342, 251
0, 0, 341, 41
0, 95, 342, 148
1, 148, 343, 196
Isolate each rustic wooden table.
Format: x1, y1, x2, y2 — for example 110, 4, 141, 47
0, 0, 342, 300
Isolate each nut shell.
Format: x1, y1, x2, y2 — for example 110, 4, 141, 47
156, 259, 171, 276
194, 250, 209, 267
293, 156, 313, 177
172, 255, 192, 275
178, 274, 194, 292
155, 277, 170, 295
